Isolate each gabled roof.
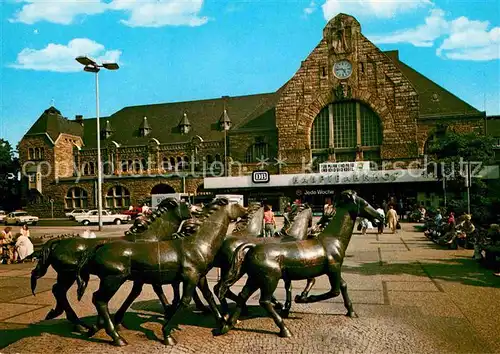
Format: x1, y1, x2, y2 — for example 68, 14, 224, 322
384, 50, 481, 118
25, 106, 83, 142
81, 92, 278, 148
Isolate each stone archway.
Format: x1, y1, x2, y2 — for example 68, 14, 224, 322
151, 183, 175, 195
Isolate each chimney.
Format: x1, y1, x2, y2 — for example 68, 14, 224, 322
75, 115, 84, 126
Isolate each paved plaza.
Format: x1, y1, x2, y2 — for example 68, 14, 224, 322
1, 221, 499, 354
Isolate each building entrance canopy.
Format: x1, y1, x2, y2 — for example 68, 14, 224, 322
204, 169, 437, 189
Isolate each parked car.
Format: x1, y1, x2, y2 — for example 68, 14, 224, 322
0, 210, 6, 223
65, 209, 89, 220
74, 210, 131, 226
121, 206, 143, 219
4, 211, 39, 225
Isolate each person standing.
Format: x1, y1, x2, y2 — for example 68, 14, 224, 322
386, 205, 399, 234
263, 205, 276, 238
1, 227, 15, 264
375, 206, 385, 235
15, 225, 34, 261
323, 198, 335, 217
398, 198, 404, 220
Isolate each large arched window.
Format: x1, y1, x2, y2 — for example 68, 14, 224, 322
106, 186, 130, 209
310, 101, 382, 165
65, 187, 88, 209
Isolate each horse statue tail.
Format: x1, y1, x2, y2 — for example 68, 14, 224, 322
31, 237, 63, 296
216, 243, 255, 299
75, 245, 102, 301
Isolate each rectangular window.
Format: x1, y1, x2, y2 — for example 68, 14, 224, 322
333, 102, 356, 149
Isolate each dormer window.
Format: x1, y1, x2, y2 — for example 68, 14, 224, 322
139, 116, 152, 137
103, 120, 113, 139
179, 112, 191, 134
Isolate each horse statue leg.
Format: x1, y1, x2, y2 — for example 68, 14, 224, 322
192, 289, 211, 313
197, 276, 225, 324
216, 278, 259, 336
295, 272, 340, 304
90, 275, 128, 346
294, 277, 316, 303
113, 281, 145, 329
258, 279, 292, 338
280, 279, 292, 318
339, 276, 357, 318
161, 279, 198, 346
47, 272, 97, 334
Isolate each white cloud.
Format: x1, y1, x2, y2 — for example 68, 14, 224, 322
109, 0, 208, 27
369, 8, 448, 47
10, 38, 122, 72
10, 0, 208, 27
437, 18, 500, 61
10, 0, 107, 25
322, 0, 432, 20
304, 1, 318, 15
369, 8, 500, 61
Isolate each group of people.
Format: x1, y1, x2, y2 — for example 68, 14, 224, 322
0, 224, 34, 264
424, 209, 475, 248
359, 204, 400, 235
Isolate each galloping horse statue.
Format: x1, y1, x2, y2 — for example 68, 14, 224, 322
215, 190, 383, 338
30, 198, 192, 333
214, 203, 314, 316
75, 197, 247, 346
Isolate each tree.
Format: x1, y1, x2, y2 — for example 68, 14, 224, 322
426, 131, 499, 224
0, 139, 20, 211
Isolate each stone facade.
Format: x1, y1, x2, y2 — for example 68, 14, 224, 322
18, 13, 485, 217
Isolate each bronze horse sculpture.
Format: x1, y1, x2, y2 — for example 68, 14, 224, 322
214, 203, 314, 317
215, 190, 383, 338
30, 197, 193, 333
104, 202, 265, 331
75, 197, 247, 346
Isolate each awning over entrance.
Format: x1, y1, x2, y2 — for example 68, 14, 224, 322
204, 169, 437, 189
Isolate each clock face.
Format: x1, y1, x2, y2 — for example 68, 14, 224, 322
333, 60, 353, 79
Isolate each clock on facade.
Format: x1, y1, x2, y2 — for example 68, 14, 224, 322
333, 59, 353, 79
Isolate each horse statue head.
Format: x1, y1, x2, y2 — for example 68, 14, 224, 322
125, 197, 192, 237
232, 202, 264, 237
337, 190, 383, 224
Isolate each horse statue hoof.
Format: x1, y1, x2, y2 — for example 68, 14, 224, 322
45, 309, 60, 320
72, 324, 87, 333
279, 328, 292, 338
274, 302, 283, 310
115, 323, 126, 331
86, 326, 99, 338
112, 337, 128, 347
163, 335, 177, 346
280, 310, 290, 318
347, 311, 358, 318
294, 294, 307, 303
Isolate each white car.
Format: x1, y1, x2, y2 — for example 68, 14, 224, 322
4, 211, 39, 225
74, 210, 131, 226
65, 209, 89, 220
0, 210, 6, 223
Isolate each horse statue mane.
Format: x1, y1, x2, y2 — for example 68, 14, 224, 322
232, 202, 262, 234
173, 197, 230, 238
288, 203, 310, 225
125, 197, 181, 236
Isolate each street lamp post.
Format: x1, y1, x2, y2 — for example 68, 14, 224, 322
76, 56, 119, 231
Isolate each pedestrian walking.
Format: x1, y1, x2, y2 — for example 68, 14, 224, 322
386, 205, 398, 234
263, 205, 276, 238
376, 206, 385, 235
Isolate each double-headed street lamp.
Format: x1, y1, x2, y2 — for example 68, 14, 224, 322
76, 56, 119, 231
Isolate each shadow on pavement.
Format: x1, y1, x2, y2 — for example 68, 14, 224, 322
343, 256, 500, 288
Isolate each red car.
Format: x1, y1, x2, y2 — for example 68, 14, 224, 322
121, 207, 143, 219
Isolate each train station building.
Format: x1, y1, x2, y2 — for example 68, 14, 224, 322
18, 13, 493, 217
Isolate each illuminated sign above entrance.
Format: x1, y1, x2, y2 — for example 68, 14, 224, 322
319, 161, 371, 173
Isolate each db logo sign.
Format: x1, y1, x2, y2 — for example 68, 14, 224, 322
252, 170, 270, 184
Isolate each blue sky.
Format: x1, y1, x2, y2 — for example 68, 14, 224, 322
1, 0, 499, 148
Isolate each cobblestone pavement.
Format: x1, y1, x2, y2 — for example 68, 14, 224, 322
1, 221, 499, 353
